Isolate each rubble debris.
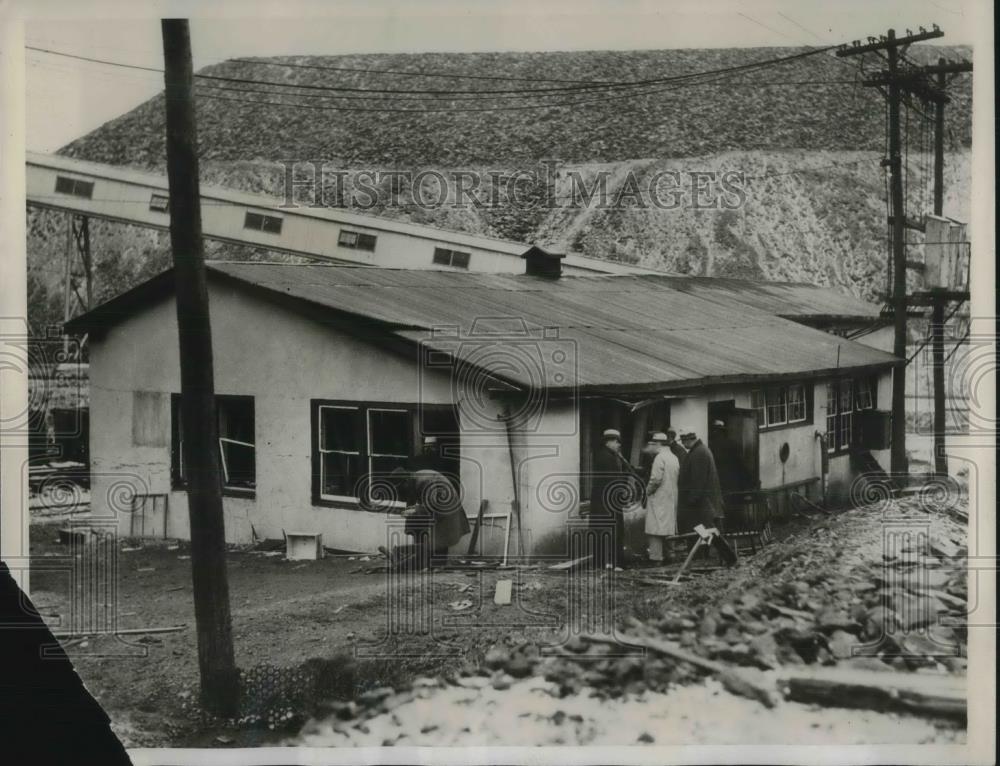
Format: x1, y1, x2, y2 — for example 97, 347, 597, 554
548, 555, 592, 571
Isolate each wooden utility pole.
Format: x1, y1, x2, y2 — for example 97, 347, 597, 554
161, 18, 239, 716
838, 26, 943, 478
842, 32, 971, 480
929, 57, 972, 477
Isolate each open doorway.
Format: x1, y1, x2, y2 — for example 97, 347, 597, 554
708, 400, 759, 494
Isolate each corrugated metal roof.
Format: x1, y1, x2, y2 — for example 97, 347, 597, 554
205, 262, 898, 390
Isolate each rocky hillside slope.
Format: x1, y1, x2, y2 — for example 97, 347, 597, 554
27, 46, 973, 332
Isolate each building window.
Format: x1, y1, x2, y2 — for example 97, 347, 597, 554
826, 383, 838, 451
765, 387, 788, 426
312, 400, 458, 509
149, 193, 170, 213
750, 389, 766, 426
856, 378, 874, 410
787, 384, 806, 423
825, 376, 877, 454
54, 175, 94, 199
171, 394, 256, 493
244, 211, 283, 234
433, 247, 471, 269
338, 230, 377, 251
752, 382, 811, 430
316, 405, 363, 500
838, 380, 854, 450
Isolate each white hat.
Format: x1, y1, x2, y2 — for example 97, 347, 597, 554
712, 419, 726, 428
602, 428, 621, 440
423, 435, 439, 445
650, 432, 669, 442
678, 426, 697, 438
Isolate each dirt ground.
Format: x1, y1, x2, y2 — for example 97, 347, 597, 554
28, 489, 969, 749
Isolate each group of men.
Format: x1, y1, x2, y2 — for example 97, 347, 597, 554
588, 424, 737, 570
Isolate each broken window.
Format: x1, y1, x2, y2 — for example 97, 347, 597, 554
170, 394, 256, 493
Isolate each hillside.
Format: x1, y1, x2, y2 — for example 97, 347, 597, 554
27, 46, 973, 332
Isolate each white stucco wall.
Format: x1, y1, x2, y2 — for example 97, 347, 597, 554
88, 280, 457, 552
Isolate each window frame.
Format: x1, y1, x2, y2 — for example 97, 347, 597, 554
825, 375, 878, 455
311, 399, 456, 511
171, 394, 256, 497
316, 404, 364, 504
338, 230, 378, 251
432, 247, 472, 269
752, 382, 813, 432
54, 175, 95, 199
149, 193, 170, 213
244, 210, 283, 234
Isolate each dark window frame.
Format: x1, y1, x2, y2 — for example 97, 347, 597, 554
432, 247, 471, 269
149, 193, 170, 213
338, 230, 378, 251
170, 394, 256, 497
310, 399, 457, 511
244, 211, 283, 234
825, 375, 878, 456
54, 175, 95, 199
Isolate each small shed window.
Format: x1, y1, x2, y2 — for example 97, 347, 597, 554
838, 380, 854, 449
433, 247, 471, 269
149, 194, 170, 213
750, 389, 766, 426
338, 230, 377, 251
244, 211, 283, 234
54, 175, 94, 199
825, 383, 838, 452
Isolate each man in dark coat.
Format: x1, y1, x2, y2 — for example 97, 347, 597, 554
676, 426, 737, 565
664, 427, 688, 463
588, 428, 639, 569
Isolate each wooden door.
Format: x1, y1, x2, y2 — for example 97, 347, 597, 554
728, 408, 760, 489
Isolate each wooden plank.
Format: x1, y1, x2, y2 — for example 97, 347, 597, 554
548, 554, 592, 571
53, 624, 187, 639
493, 579, 513, 605
466, 499, 488, 556
586, 623, 775, 708
779, 667, 966, 721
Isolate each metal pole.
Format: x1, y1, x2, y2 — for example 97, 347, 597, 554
930, 59, 948, 476
161, 18, 238, 717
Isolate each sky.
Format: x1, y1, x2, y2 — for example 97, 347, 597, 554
21, 0, 980, 153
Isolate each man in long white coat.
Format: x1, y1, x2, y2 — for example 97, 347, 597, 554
645, 432, 680, 563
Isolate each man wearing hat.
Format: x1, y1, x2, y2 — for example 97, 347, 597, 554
664, 427, 687, 463
644, 432, 680, 564
588, 428, 639, 569
676, 426, 737, 565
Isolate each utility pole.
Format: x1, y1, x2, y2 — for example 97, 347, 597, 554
161, 18, 239, 717
929, 57, 972, 477
841, 31, 971, 481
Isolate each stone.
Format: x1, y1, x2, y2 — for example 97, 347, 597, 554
699, 614, 718, 638
484, 647, 509, 670
827, 630, 857, 660
506, 657, 533, 679
817, 609, 862, 635
862, 606, 902, 640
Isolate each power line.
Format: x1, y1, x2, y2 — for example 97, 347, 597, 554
27, 43, 838, 97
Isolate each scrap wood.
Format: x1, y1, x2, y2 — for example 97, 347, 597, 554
548, 555, 592, 571
53, 624, 187, 639
584, 621, 776, 708
778, 667, 966, 721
